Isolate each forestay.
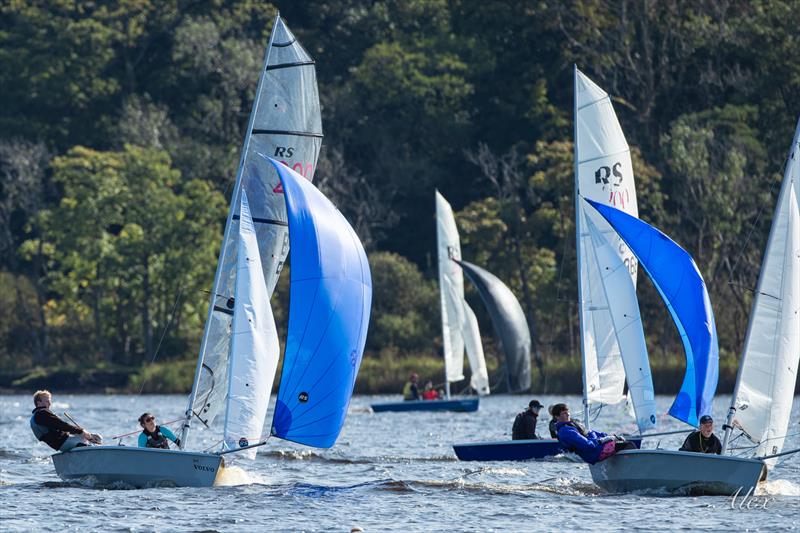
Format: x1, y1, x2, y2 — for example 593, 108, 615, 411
587, 199, 719, 427
574, 68, 640, 407
186, 15, 323, 434
222, 190, 279, 459
730, 118, 800, 459
456, 260, 531, 394
584, 214, 656, 432
268, 159, 371, 448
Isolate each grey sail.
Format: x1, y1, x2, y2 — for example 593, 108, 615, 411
184, 15, 322, 438
456, 260, 531, 393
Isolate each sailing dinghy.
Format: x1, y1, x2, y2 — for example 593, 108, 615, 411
721, 117, 800, 464
590, 117, 800, 495
52, 16, 372, 488
372, 192, 490, 413
583, 200, 768, 495
372, 192, 532, 413
454, 70, 656, 461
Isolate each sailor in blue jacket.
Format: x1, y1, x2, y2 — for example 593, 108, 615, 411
552, 403, 634, 464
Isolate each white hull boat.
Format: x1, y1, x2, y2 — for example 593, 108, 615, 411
589, 449, 766, 495
52, 446, 222, 488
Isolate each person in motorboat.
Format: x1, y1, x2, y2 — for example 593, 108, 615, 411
553, 403, 635, 464
512, 400, 544, 440
137, 412, 181, 449
422, 381, 439, 400
548, 404, 559, 438
402, 373, 420, 401
30, 390, 101, 452
678, 414, 721, 454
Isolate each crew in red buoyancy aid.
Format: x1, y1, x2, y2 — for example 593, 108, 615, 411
422, 381, 439, 400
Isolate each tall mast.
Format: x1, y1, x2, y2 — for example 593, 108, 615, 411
573, 65, 590, 430
179, 13, 280, 449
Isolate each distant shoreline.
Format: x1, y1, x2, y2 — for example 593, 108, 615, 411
3, 359, 792, 395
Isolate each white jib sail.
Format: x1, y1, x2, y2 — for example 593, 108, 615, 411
732, 120, 800, 460
436, 191, 466, 383
463, 301, 490, 396
188, 16, 322, 430
575, 68, 640, 406
222, 190, 280, 459
585, 213, 656, 432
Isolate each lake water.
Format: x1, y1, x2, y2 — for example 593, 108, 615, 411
1, 393, 798, 531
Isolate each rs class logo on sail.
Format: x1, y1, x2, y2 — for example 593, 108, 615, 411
595, 162, 624, 189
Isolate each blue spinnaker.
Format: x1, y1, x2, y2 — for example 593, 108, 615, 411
585, 199, 718, 427
267, 157, 372, 448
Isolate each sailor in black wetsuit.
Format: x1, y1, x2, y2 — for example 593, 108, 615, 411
679, 415, 722, 454
29, 390, 96, 452
512, 400, 544, 440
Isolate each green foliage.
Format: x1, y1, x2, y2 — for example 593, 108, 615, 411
21, 145, 225, 366
128, 359, 197, 394
367, 252, 438, 352
1, 1, 798, 392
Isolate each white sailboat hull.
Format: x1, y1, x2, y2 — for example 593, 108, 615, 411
52, 446, 223, 488
589, 449, 766, 495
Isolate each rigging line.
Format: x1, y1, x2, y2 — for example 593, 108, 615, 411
136, 284, 186, 396
110, 417, 184, 440
203, 439, 224, 453
554, 207, 571, 304
727, 173, 780, 283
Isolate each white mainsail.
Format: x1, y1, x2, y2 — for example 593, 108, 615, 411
436, 190, 492, 396
462, 301, 490, 395
436, 190, 467, 386
182, 15, 322, 444
574, 67, 641, 415
222, 190, 279, 459
727, 119, 800, 460
585, 214, 656, 432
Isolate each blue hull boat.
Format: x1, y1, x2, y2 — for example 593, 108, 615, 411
371, 397, 479, 413
453, 436, 643, 461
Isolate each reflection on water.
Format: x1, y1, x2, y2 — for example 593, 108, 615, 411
1, 394, 798, 531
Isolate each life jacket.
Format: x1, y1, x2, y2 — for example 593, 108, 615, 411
29, 410, 51, 441
143, 426, 170, 449
402, 382, 418, 401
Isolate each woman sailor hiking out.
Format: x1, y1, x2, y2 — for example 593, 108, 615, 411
137, 412, 181, 449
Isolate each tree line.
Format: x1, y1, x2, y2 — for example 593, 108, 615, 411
1, 1, 798, 392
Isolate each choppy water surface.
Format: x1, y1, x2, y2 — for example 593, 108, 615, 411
1, 393, 798, 531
